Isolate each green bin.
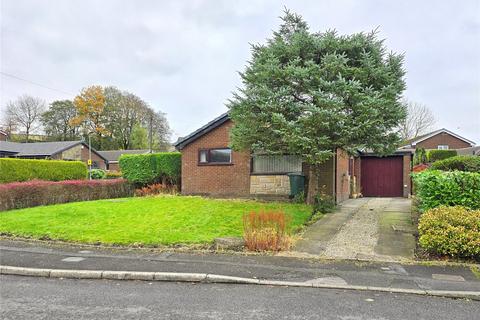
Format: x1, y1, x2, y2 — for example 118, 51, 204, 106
287, 173, 305, 197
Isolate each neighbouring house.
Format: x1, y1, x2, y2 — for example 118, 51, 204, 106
0, 140, 107, 169
399, 128, 476, 150
0, 130, 7, 142
98, 149, 150, 171
174, 113, 413, 202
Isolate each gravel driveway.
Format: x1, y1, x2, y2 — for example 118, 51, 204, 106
294, 198, 414, 261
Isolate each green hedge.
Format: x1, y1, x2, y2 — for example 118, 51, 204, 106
426, 149, 457, 162
119, 152, 181, 185
412, 170, 480, 211
418, 206, 480, 260
430, 155, 480, 172
0, 158, 87, 183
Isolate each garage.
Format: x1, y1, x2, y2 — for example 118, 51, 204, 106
360, 156, 404, 197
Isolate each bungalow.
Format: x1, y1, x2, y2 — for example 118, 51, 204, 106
98, 149, 149, 171
174, 113, 413, 202
0, 140, 107, 169
399, 128, 475, 150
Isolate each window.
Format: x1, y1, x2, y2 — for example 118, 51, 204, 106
252, 155, 302, 174
437, 145, 449, 150
199, 148, 232, 164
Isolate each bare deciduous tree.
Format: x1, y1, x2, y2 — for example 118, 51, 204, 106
399, 100, 436, 141
5, 95, 46, 142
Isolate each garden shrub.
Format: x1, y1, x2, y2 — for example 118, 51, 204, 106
0, 158, 87, 183
119, 152, 181, 186
418, 206, 480, 260
0, 179, 134, 211
430, 155, 480, 173
426, 149, 457, 162
412, 170, 480, 211
105, 171, 123, 179
313, 193, 335, 214
413, 147, 427, 165
90, 169, 106, 179
135, 183, 177, 197
243, 210, 292, 251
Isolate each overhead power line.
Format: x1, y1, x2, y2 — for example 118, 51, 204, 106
0, 71, 75, 95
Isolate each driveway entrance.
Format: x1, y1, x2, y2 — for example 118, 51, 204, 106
294, 198, 415, 261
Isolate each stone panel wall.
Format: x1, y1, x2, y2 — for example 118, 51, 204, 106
250, 175, 290, 195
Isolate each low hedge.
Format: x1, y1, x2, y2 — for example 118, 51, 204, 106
0, 179, 134, 211
429, 155, 480, 172
0, 158, 87, 183
418, 206, 480, 260
119, 152, 181, 185
426, 149, 457, 162
412, 170, 480, 211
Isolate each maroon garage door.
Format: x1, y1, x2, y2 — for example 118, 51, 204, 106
361, 156, 403, 197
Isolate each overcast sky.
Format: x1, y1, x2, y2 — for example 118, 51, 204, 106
1, 0, 479, 143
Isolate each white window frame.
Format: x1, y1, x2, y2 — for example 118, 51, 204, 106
437, 145, 449, 150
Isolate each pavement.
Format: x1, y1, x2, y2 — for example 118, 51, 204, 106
294, 197, 415, 261
2, 274, 479, 320
1, 239, 479, 296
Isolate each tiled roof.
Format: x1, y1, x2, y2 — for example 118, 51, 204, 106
174, 112, 230, 150
97, 149, 149, 162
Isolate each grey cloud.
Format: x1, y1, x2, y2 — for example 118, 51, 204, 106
1, 0, 479, 142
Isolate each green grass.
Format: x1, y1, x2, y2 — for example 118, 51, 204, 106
0, 196, 312, 246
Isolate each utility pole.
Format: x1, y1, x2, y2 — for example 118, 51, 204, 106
88, 133, 92, 180
149, 112, 153, 153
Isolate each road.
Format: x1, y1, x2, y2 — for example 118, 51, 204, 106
1, 275, 478, 320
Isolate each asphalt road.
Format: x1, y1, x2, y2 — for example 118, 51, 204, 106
1, 275, 478, 320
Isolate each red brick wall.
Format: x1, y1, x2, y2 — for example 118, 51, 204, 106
402, 153, 412, 197
0, 133, 6, 141
353, 157, 361, 195
180, 120, 251, 196
108, 162, 120, 171
335, 149, 350, 203
416, 133, 471, 149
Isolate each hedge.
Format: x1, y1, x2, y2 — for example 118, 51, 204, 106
418, 206, 480, 260
429, 155, 480, 173
412, 170, 480, 211
0, 179, 134, 211
119, 152, 181, 185
0, 158, 87, 183
426, 149, 457, 162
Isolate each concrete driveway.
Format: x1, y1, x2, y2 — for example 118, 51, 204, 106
294, 198, 415, 261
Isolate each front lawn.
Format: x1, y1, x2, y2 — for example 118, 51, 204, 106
0, 196, 312, 246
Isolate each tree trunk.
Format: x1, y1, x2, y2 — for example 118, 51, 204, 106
306, 163, 321, 204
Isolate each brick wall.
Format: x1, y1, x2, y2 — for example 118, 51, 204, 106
335, 149, 351, 203
402, 153, 412, 197
0, 133, 6, 141
416, 133, 471, 149
305, 157, 335, 203
108, 162, 120, 171
180, 120, 251, 196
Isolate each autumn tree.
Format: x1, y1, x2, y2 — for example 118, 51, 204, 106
4, 95, 46, 142
228, 11, 406, 202
399, 100, 436, 141
72, 85, 108, 148
41, 100, 79, 141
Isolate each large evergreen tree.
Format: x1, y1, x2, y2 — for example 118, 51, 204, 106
228, 10, 407, 200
